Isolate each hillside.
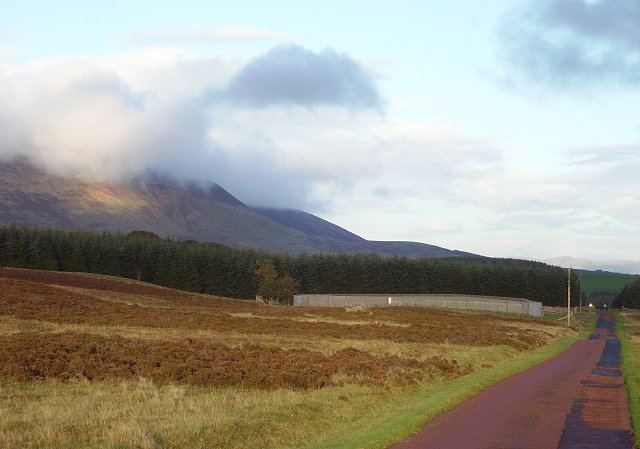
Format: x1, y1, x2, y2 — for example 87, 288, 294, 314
0, 226, 582, 305
253, 207, 476, 258
578, 270, 640, 297
0, 159, 474, 258
545, 256, 640, 275
0, 266, 570, 449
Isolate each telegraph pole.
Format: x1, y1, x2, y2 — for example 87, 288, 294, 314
567, 266, 571, 327
579, 276, 583, 313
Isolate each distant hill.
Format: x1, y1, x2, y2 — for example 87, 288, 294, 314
367, 241, 477, 259
576, 270, 639, 298
0, 159, 476, 259
544, 256, 640, 275
252, 207, 476, 258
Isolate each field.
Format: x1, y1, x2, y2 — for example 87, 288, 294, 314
0, 267, 578, 449
618, 311, 640, 447
580, 271, 639, 297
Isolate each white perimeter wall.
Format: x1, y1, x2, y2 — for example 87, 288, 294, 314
293, 294, 543, 318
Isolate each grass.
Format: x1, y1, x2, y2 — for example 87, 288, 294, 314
0, 315, 522, 366
618, 311, 640, 448
0, 337, 581, 449
580, 271, 639, 297
1, 379, 399, 449
0, 267, 582, 449
312, 333, 581, 449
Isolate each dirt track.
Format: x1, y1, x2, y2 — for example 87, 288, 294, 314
390, 311, 634, 449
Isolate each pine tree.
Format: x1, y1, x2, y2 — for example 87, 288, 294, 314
29, 233, 59, 270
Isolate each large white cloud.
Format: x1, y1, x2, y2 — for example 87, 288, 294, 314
206, 109, 503, 209
1, 42, 637, 260
1, 44, 489, 211
0, 44, 625, 213
0, 44, 387, 207
0, 54, 213, 182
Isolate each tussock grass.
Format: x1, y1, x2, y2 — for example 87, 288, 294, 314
618, 312, 640, 447
0, 336, 580, 449
312, 333, 581, 449
0, 315, 526, 369
0, 379, 439, 449
229, 311, 413, 327
0, 267, 581, 448
0, 379, 381, 449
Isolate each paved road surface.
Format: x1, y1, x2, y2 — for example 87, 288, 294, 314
390, 311, 634, 449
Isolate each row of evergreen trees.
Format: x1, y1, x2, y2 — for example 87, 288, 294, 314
618, 278, 640, 309
0, 225, 581, 306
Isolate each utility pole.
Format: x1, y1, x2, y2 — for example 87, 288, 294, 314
567, 266, 571, 327
579, 276, 583, 313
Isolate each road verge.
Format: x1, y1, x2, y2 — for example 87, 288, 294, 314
313, 332, 582, 449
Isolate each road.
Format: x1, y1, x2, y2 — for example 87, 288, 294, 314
390, 311, 634, 449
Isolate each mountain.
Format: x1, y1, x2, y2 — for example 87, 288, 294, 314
543, 256, 640, 275
252, 207, 476, 258
252, 207, 366, 243
0, 159, 476, 258
367, 241, 477, 258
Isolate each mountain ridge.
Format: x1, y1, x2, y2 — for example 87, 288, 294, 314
543, 256, 640, 275
0, 159, 476, 259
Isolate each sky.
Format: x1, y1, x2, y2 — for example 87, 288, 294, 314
1, 0, 639, 262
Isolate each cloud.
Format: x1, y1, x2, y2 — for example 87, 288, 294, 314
563, 144, 640, 190
204, 109, 503, 209
0, 45, 385, 209
541, 0, 640, 47
446, 142, 640, 257
560, 145, 640, 225
2, 42, 634, 260
0, 56, 214, 182
499, 0, 640, 88
124, 24, 293, 45
565, 144, 640, 165
0, 44, 494, 212
216, 44, 382, 109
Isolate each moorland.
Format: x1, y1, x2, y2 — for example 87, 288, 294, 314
0, 266, 579, 449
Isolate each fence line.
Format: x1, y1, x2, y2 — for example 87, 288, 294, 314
293, 294, 542, 318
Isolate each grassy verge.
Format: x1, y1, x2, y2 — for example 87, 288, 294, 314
312, 332, 581, 449
618, 312, 640, 448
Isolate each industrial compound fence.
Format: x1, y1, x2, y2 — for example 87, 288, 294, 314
293, 294, 543, 318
